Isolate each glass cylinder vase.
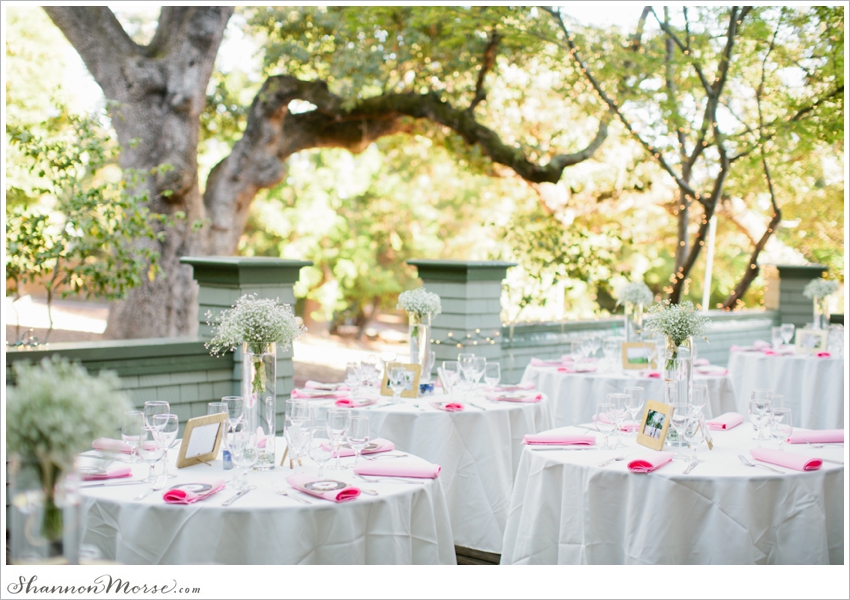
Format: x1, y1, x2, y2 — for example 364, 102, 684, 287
409, 313, 432, 382
663, 337, 694, 448
9, 455, 81, 564
624, 302, 645, 342
242, 342, 277, 470
813, 298, 830, 330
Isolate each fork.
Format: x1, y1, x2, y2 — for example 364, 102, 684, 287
598, 449, 633, 467
355, 474, 425, 485
804, 439, 844, 449
738, 454, 785, 474
272, 485, 312, 504
133, 474, 167, 501
363, 453, 409, 461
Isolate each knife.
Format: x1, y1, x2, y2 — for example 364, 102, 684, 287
221, 488, 253, 506
80, 480, 147, 488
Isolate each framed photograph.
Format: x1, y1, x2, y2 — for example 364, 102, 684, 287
796, 329, 828, 354
621, 342, 654, 370
176, 412, 227, 468
380, 362, 422, 398
636, 400, 673, 451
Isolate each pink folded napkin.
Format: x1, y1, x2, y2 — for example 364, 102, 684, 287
493, 382, 536, 392
706, 412, 744, 430
559, 355, 576, 363
305, 381, 350, 391
816, 351, 831, 358
592, 414, 639, 432
430, 401, 464, 412
628, 452, 674, 473
163, 479, 226, 504
334, 398, 375, 408
291, 389, 352, 401
485, 393, 542, 403
693, 358, 710, 366
286, 474, 361, 502
644, 371, 661, 378
92, 438, 133, 454
753, 340, 771, 349
530, 358, 568, 367
320, 438, 395, 457
750, 448, 821, 472
762, 348, 794, 356
80, 465, 133, 481
696, 366, 728, 375
523, 431, 595, 445
786, 429, 844, 445
354, 460, 441, 479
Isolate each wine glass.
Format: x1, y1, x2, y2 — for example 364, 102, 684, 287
471, 357, 486, 390
223, 396, 244, 433
768, 392, 784, 409
606, 393, 629, 448
229, 421, 258, 490
603, 339, 620, 371
683, 414, 706, 469
152, 414, 179, 479
308, 426, 335, 480
771, 326, 784, 350
590, 334, 602, 357
121, 411, 145, 463
361, 354, 380, 388
286, 399, 309, 425
594, 402, 616, 449
284, 416, 311, 468
781, 323, 795, 346
691, 384, 708, 417
347, 416, 370, 468
484, 362, 501, 391
207, 402, 227, 416
442, 361, 461, 397
344, 362, 361, 396
669, 402, 692, 460
458, 353, 475, 385
580, 337, 594, 359
748, 398, 773, 446
388, 367, 407, 400
143, 400, 170, 428
137, 426, 164, 482
770, 408, 793, 451
623, 387, 645, 436
326, 409, 351, 470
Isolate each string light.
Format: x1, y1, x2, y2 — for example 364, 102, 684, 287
431, 330, 501, 349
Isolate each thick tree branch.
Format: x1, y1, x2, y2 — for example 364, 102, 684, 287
469, 30, 501, 112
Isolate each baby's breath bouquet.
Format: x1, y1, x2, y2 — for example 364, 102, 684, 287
803, 278, 839, 300
397, 287, 442, 320
644, 301, 710, 361
7, 356, 131, 543
617, 282, 654, 307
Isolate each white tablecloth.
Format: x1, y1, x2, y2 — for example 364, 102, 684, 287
79, 440, 455, 565
500, 425, 844, 564
521, 365, 737, 427
727, 351, 845, 429
351, 390, 554, 554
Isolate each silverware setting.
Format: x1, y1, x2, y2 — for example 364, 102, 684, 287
354, 474, 425, 485
363, 453, 409, 461
738, 454, 785, 474
221, 485, 256, 506
683, 460, 701, 474
272, 485, 313, 504
804, 439, 844, 449
530, 446, 594, 452
81, 479, 147, 488
133, 474, 167, 501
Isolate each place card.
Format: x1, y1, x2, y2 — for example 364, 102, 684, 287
636, 400, 673, 451
176, 412, 227, 468
621, 342, 654, 370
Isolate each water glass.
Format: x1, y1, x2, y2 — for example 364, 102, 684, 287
137, 426, 164, 482
143, 401, 170, 428
222, 396, 244, 432
669, 402, 692, 460
748, 398, 773, 445
606, 393, 629, 448
344, 362, 362, 396
484, 362, 501, 390
207, 402, 227, 416
442, 361, 461, 396
771, 326, 784, 349
471, 357, 486, 388
458, 353, 475, 382
388, 367, 407, 399
152, 414, 179, 479
691, 384, 708, 417
623, 387, 645, 435
770, 408, 793, 450
121, 411, 145, 463
594, 402, 616, 449
347, 416, 370, 467
781, 323, 795, 345
308, 426, 335, 480
229, 421, 258, 490
286, 399, 309, 425
768, 392, 784, 409
326, 409, 351, 470
603, 339, 620, 371
361, 354, 380, 387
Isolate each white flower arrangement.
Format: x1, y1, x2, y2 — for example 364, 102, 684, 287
205, 294, 306, 357
617, 282, 654, 307
803, 278, 839, 300
644, 301, 711, 349
397, 287, 442, 319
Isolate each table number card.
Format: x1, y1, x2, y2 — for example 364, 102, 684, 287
796, 329, 828, 354
621, 342, 654, 370
380, 362, 422, 398
176, 413, 227, 468
636, 400, 673, 451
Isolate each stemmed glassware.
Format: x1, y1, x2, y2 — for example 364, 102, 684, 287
683, 415, 706, 469
152, 414, 179, 479
121, 411, 145, 463
442, 361, 460, 397
606, 393, 629, 448
143, 400, 170, 428
458, 353, 475, 392
138, 426, 164, 482
603, 339, 620, 372
691, 384, 708, 417
669, 402, 692, 460
771, 326, 784, 350
770, 408, 793, 451
223, 396, 244, 434
471, 357, 486, 391
344, 362, 362, 397
284, 417, 311, 469
748, 396, 773, 446
594, 402, 616, 449
347, 416, 371, 468
623, 387, 645, 437
229, 421, 258, 490
326, 409, 351, 470
207, 402, 227, 416
388, 367, 407, 400
484, 362, 501, 391
361, 354, 381, 388
308, 426, 335, 480
781, 323, 795, 346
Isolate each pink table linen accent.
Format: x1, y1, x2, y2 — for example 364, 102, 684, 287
644, 371, 661, 378
753, 340, 771, 349
559, 355, 576, 363
492, 382, 536, 392
485, 393, 542, 403
750, 448, 822, 472
81, 465, 133, 481
286, 474, 361, 502
163, 479, 226, 504
557, 365, 597, 374
786, 429, 844, 445
305, 380, 350, 391
706, 412, 745, 430
92, 438, 133, 454
354, 460, 441, 479
628, 452, 674, 473
523, 431, 595, 446
334, 398, 376, 408
320, 438, 395, 457
816, 351, 831, 358
693, 358, 710, 366
291, 388, 352, 401
430, 401, 464, 412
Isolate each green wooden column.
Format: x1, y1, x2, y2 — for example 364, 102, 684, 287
763, 264, 828, 329
181, 257, 312, 432
407, 260, 516, 377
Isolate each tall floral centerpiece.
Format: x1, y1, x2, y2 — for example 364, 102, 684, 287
206, 294, 306, 470
6, 356, 130, 563
617, 282, 654, 341
397, 287, 442, 381
803, 278, 838, 330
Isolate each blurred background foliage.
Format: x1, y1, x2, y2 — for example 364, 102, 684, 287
5, 5, 845, 332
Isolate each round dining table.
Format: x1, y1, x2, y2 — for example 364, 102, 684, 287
521, 363, 737, 428
346, 388, 554, 554
500, 424, 844, 565
78, 440, 455, 565
727, 350, 845, 429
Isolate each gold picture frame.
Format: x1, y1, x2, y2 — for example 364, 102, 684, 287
176, 412, 227, 468
621, 342, 655, 370
795, 328, 828, 354
636, 400, 673, 451
380, 362, 422, 398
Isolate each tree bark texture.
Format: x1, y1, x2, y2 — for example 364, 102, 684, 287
45, 7, 607, 338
